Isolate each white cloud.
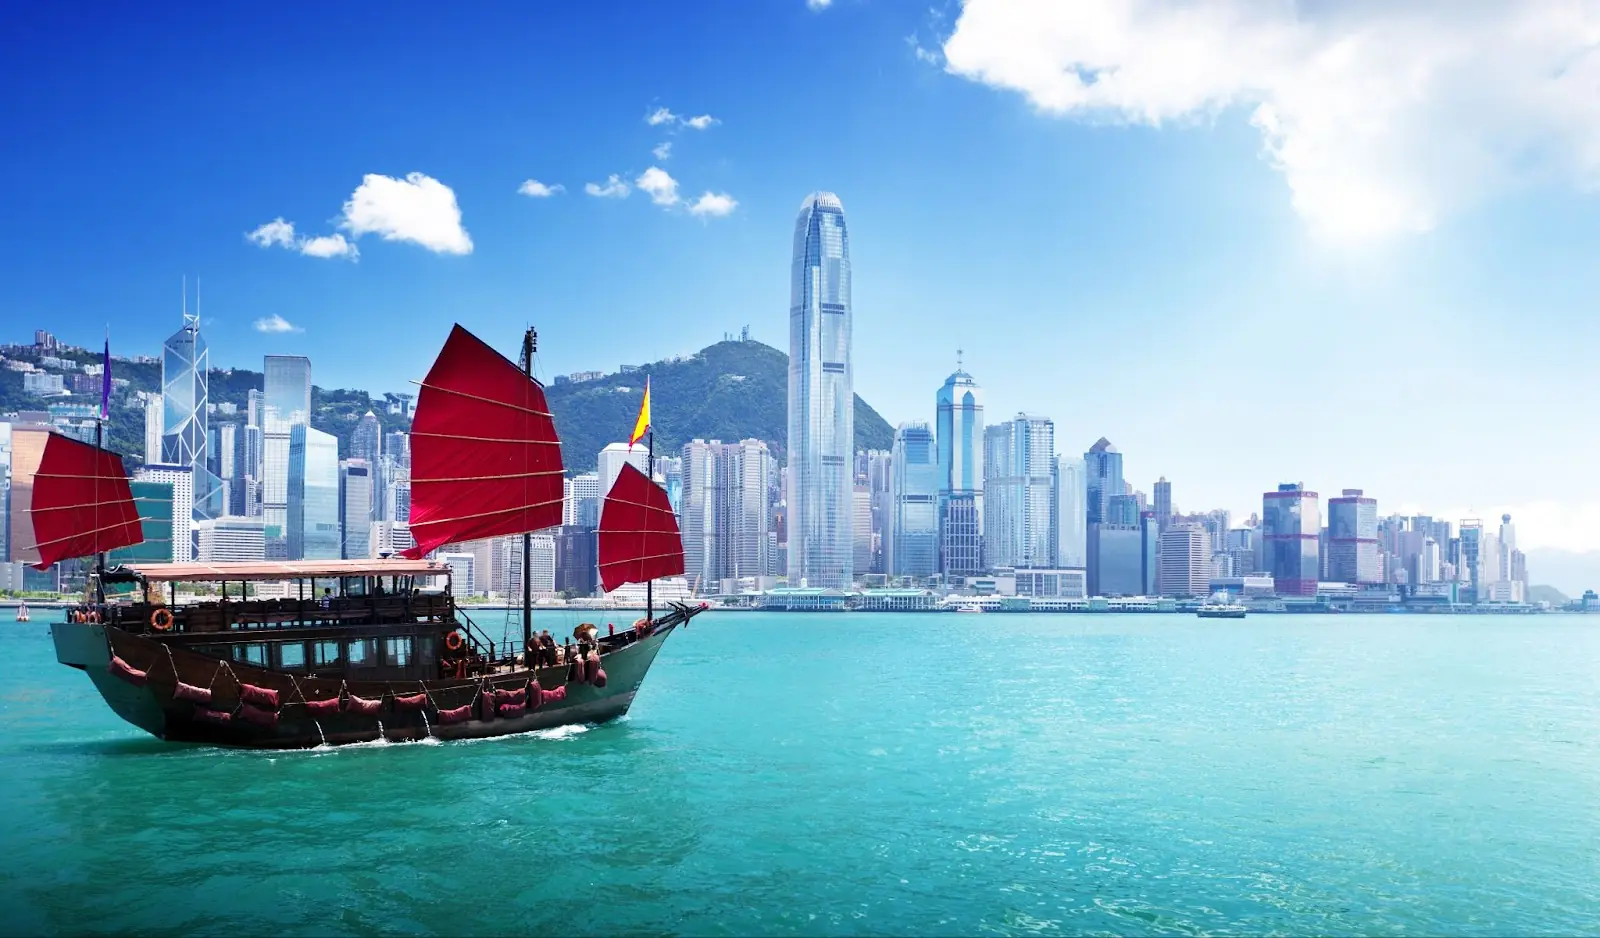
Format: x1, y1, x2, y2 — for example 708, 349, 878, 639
688, 191, 738, 217
646, 106, 678, 126
940, 0, 1600, 240
338, 172, 472, 254
517, 179, 564, 198
253, 314, 303, 334
635, 167, 680, 206
298, 233, 357, 259
246, 217, 296, 248
682, 114, 719, 130
585, 174, 631, 198
246, 218, 356, 260
653, 141, 673, 160
808, 0, 833, 9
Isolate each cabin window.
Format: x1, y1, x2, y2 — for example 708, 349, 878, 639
231, 643, 267, 666
312, 641, 341, 668
383, 636, 413, 667
343, 577, 368, 598
416, 635, 436, 662
276, 642, 307, 671
348, 638, 376, 667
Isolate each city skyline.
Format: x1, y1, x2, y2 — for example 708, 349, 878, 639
3, 3, 1596, 558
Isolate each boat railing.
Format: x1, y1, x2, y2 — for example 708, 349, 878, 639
450, 606, 498, 662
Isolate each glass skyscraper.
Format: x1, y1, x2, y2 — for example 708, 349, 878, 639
1263, 483, 1321, 597
263, 355, 312, 558
786, 191, 853, 588
936, 365, 984, 576
288, 425, 340, 560
887, 422, 938, 579
982, 414, 1055, 570
264, 355, 312, 427
160, 313, 217, 543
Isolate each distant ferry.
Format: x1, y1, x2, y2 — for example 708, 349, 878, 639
1197, 592, 1247, 619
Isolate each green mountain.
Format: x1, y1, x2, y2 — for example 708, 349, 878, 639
545, 339, 894, 470
2, 337, 895, 470
1526, 584, 1569, 606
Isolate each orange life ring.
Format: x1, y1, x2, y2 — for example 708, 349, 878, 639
150, 608, 173, 632
444, 631, 464, 653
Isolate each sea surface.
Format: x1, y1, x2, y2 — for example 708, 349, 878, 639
1, 609, 1596, 937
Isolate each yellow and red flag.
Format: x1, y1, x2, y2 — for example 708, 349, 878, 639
629, 377, 651, 447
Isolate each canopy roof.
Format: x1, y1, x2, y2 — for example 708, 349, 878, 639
107, 559, 449, 584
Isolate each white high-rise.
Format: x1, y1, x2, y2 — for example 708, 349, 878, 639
681, 438, 773, 592
597, 443, 649, 499
787, 192, 853, 588
983, 414, 1055, 569
1054, 455, 1086, 568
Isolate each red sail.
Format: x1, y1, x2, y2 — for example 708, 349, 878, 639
598, 462, 685, 592
12, 428, 143, 570
403, 324, 565, 559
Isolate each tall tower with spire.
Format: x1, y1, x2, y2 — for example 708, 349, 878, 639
936, 353, 983, 576
160, 280, 215, 548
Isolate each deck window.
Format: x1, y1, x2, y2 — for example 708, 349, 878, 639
383, 636, 413, 667
276, 642, 307, 671
312, 640, 341, 668
348, 638, 376, 667
231, 643, 268, 666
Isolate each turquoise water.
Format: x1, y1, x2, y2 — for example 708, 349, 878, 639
1, 609, 1596, 937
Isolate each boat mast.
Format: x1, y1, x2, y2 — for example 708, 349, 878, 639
520, 327, 536, 660
646, 424, 653, 625
93, 326, 108, 606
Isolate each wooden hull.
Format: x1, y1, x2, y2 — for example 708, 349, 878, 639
50, 616, 687, 749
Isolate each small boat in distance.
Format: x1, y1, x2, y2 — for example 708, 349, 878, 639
1197, 591, 1247, 619
15, 602, 28, 623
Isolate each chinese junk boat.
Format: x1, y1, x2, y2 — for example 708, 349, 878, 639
46, 324, 703, 749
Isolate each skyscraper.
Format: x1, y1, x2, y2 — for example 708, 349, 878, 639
982, 414, 1055, 569
288, 425, 339, 560
787, 191, 853, 588
262, 355, 311, 558
887, 422, 938, 579
1084, 438, 1123, 526
160, 313, 215, 531
1328, 488, 1380, 585
680, 439, 774, 592
597, 442, 650, 500
562, 472, 601, 529
936, 364, 984, 576
1153, 477, 1172, 530
1158, 524, 1210, 597
142, 394, 163, 465
1264, 483, 1320, 597
339, 459, 372, 560
352, 410, 382, 465
1054, 455, 1086, 568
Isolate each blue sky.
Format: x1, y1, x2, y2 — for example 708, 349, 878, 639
4, 0, 1599, 556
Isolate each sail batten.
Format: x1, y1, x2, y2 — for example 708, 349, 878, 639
10, 428, 143, 570
598, 462, 685, 592
402, 325, 566, 559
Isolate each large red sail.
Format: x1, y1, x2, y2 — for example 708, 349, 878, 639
403, 324, 565, 559
10, 428, 143, 570
598, 462, 685, 592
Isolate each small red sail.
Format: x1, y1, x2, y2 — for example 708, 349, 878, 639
11, 428, 143, 570
598, 462, 685, 592
403, 325, 566, 559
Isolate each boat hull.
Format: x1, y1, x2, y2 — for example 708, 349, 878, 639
51, 617, 684, 749
1196, 609, 1247, 619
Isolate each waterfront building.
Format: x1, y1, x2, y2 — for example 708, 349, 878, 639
553, 525, 597, 596
142, 393, 162, 464
160, 313, 220, 525
1263, 483, 1320, 597
132, 464, 193, 562
1087, 522, 1143, 596
195, 517, 266, 563
562, 472, 601, 528
786, 191, 854, 589
1153, 477, 1172, 530
852, 485, 873, 574
983, 414, 1055, 570
1012, 567, 1088, 599
262, 355, 311, 558
287, 425, 339, 560
1083, 437, 1123, 525
1157, 524, 1210, 597
681, 438, 774, 593
1327, 488, 1381, 585
107, 479, 176, 565
1459, 519, 1483, 601
597, 442, 649, 504
339, 459, 372, 560
887, 422, 938, 580
935, 363, 984, 576
863, 449, 891, 574
1053, 456, 1086, 568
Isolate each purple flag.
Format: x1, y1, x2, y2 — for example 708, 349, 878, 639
100, 336, 111, 420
